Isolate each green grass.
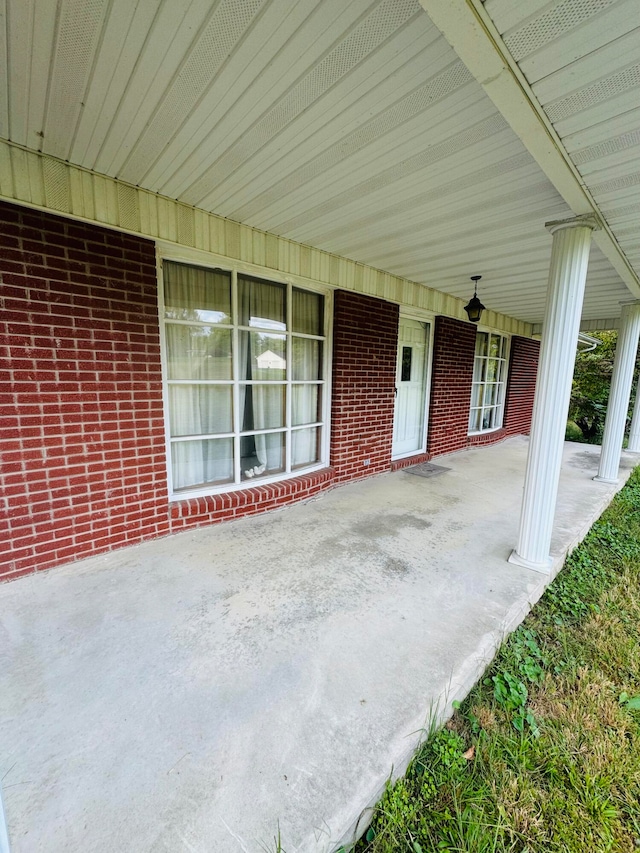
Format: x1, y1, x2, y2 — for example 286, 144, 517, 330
349, 467, 640, 853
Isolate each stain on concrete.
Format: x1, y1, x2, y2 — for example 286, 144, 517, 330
352, 512, 432, 539
384, 558, 411, 576
566, 451, 599, 471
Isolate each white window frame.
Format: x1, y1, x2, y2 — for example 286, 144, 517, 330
156, 243, 333, 500
468, 329, 510, 435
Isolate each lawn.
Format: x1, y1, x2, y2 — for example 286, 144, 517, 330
351, 467, 640, 853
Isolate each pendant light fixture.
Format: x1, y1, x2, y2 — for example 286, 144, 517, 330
464, 275, 486, 323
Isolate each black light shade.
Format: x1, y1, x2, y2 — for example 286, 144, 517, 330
464, 275, 485, 323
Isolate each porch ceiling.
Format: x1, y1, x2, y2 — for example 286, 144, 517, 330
1, 0, 638, 327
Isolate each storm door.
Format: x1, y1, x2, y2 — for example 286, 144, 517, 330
392, 318, 430, 458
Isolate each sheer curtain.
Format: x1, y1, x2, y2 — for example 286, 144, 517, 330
291, 288, 322, 468
238, 276, 286, 478
165, 263, 233, 490
165, 265, 324, 490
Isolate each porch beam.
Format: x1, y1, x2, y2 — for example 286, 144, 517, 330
509, 216, 598, 572
595, 302, 640, 480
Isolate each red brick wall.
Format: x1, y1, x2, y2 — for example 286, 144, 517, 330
1, 202, 336, 581
0, 201, 540, 581
427, 319, 539, 458
503, 335, 540, 436
427, 316, 477, 456
330, 290, 398, 481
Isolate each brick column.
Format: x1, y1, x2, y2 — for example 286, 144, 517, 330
330, 291, 398, 481
427, 316, 476, 456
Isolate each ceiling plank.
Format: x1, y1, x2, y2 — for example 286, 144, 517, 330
417, 0, 640, 298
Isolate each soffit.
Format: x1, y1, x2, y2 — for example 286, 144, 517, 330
0, 0, 635, 326
482, 0, 640, 303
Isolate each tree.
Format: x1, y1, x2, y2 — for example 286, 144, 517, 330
568, 331, 617, 443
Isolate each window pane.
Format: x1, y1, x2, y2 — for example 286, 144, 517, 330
486, 359, 498, 382
469, 409, 481, 431
473, 358, 485, 382
164, 262, 231, 323
292, 338, 321, 380
239, 331, 286, 379
293, 385, 320, 425
489, 335, 500, 357
168, 385, 232, 436
292, 427, 320, 468
401, 347, 412, 381
166, 326, 232, 380
238, 275, 285, 330
476, 332, 488, 356
241, 385, 285, 431
471, 383, 483, 407
172, 438, 234, 490
292, 288, 323, 335
482, 410, 492, 430
241, 432, 285, 480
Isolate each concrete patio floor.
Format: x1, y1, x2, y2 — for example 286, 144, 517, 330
1, 437, 637, 853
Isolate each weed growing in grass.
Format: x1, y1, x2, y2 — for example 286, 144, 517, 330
355, 467, 640, 853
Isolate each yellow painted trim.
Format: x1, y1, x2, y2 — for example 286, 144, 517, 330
0, 138, 531, 337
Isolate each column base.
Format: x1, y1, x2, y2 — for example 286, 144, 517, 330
624, 446, 640, 454
508, 549, 552, 574
593, 475, 619, 484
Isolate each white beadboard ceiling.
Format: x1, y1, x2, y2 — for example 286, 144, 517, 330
0, 0, 638, 327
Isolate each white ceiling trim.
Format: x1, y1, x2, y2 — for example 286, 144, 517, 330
417, 0, 640, 299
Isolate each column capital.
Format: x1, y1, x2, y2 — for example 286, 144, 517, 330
545, 214, 600, 235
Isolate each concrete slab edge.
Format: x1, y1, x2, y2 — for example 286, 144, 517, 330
328, 462, 637, 853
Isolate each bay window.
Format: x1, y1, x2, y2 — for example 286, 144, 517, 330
161, 260, 327, 495
469, 331, 509, 433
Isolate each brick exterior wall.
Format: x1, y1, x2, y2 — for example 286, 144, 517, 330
503, 335, 540, 436
330, 290, 398, 481
1, 201, 539, 581
427, 316, 477, 456
0, 202, 337, 581
427, 320, 539, 458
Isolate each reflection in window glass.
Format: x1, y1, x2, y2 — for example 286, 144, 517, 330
469, 332, 509, 434
163, 262, 326, 494
164, 262, 231, 323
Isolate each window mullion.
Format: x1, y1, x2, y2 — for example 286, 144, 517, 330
285, 282, 292, 474
232, 269, 241, 485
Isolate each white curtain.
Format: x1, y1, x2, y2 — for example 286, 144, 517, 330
166, 267, 323, 489
238, 276, 286, 477
165, 263, 233, 490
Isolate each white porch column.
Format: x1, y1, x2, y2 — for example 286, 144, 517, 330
627, 386, 640, 452
509, 215, 598, 572
595, 301, 640, 480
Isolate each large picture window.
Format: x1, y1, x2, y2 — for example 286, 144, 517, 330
161, 260, 327, 495
468, 331, 509, 433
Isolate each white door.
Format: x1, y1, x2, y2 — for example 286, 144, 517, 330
392, 318, 430, 458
